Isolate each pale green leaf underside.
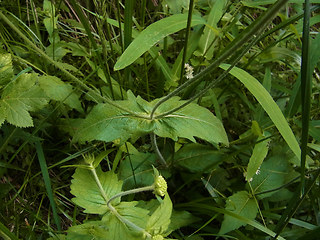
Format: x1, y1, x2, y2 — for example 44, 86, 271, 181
74, 93, 228, 146
67, 221, 109, 240
114, 14, 206, 70
146, 193, 172, 235
70, 167, 123, 214
220, 64, 300, 160
246, 135, 270, 181
38, 75, 82, 111
197, 0, 226, 59
219, 191, 258, 234
102, 202, 148, 240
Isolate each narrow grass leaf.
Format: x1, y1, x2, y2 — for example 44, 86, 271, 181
0, 221, 20, 240
196, 0, 227, 59
299, 0, 311, 194
114, 14, 205, 70
220, 64, 301, 160
35, 141, 61, 231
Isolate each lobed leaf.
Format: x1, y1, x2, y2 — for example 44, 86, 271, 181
0, 53, 13, 85
67, 221, 109, 240
219, 191, 258, 234
38, 75, 82, 111
70, 167, 123, 214
102, 202, 148, 240
0, 73, 48, 127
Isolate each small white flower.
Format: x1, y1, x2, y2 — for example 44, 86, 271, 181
249, 177, 253, 182
184, 63, 194, 79
255, 167, 261, 175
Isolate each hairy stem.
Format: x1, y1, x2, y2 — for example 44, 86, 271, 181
151, 133, 168, 167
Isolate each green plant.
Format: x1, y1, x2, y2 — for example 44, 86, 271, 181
1, 0, 320, 239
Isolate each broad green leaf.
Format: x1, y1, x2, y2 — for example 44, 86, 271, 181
174, 143, 223, 173
102, 202, 148, 240
153, 97, 229, 145
38, 75, 82, 111
118, 152, 157, 190
196, 0, 226, 59
74, 91, 229, 146
113, 201, 150, 230
70, 167, 123, 214
45, 42, 69, 61
146, 193, 172, 236
165, 210, 199, 236
73, 93, 153, 144
0, 54, 13, 85
67, 221, 108, 240
250, 155, 293, 199
220, 64, 300, 160
0, 73, 48, 127
245, 133, 271, 182
114, 14, 206, 70
219, 191, 258, 234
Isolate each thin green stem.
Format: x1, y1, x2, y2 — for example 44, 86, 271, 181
179, 0, 194, 85
90, 166, 109, 203
106, 185, 154, 238
151, 133, 168, 167
107, 185, 154, 208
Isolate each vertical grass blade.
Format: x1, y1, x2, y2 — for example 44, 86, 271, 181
124, 0, 134, 88
0, 221, 20, 240
300, 0, 311, 195
68, 0, 114, 99
35, 141, 61, 231
124, 0, 134, 49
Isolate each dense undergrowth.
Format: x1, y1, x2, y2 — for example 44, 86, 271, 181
0, 0, 320, 239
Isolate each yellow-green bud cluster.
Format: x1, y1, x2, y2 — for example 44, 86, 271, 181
152, 235, 164, 240
154, 175, 167, 197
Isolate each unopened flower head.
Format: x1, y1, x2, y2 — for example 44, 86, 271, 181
154, 175, 167, 197
152, 235, 164, 240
